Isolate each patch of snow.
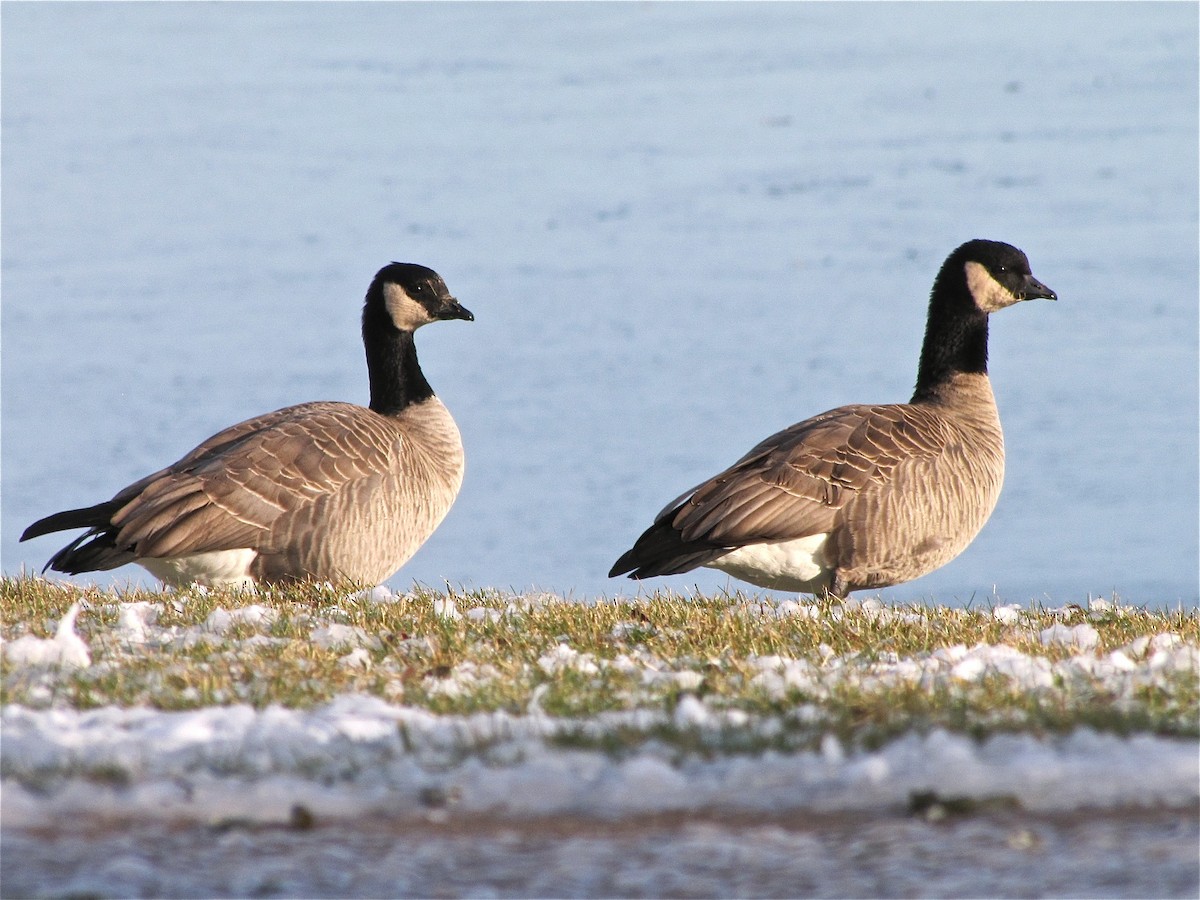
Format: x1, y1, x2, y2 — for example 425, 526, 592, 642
466, 606, 502, 624
860, 598, 886, 620
993, 604, 1023, 624
15, 695, 1180, 827
610, 621, 656, 639
339, 648, 373, 671
1039, 622, 1101, 651
425, 661, 501, 699
672, 694, 711, 728
351, 585, 396, 605
670, 670, 706, 692
310, 624, 380, 651
204, 604, 278, 635
113, 602, 160, 645
538, 643, 601, 676
1, 594, 1196, 839
820, 732, 846, 764
1, 603, 91, 669
742, 630, 1199, 702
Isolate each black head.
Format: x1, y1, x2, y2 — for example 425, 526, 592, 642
365, 262, 474, 333
913, 240, 1056, 396
940, 239, 1057, 314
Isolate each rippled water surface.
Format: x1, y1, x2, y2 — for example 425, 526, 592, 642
4, 3, 1197, 606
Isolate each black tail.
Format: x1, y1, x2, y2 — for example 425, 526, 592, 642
609, 519, 729, 580
21, 500, 135, 575
21, 500, 123, 542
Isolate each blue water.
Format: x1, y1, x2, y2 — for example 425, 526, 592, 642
3, 3, 1197, 607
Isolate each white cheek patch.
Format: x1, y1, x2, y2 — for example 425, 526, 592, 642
383, 283, 435, 331
964, 261, 1019, 312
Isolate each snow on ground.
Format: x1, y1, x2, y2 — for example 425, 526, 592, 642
3, 594, 1196, 896
4, 695, 1197, 832
3, 597, 1196, 831
0, 601, 91, 669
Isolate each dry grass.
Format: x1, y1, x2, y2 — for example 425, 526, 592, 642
2, 576, 1196, 752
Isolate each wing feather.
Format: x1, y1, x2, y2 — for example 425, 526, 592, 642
661, 403, 955, 549
108, 402, 401, 559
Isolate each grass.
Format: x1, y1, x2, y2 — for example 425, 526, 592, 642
2, 576, 1197, 754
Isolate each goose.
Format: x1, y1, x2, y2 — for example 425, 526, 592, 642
21, 262, 473, 589
609, 239, 1055, 598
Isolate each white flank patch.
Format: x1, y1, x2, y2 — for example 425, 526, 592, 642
709, 533, 831, 592
138, 549, 257, 589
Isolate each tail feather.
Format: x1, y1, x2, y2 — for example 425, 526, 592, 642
45, 530, 135, 575
22, 499, 135, 576
609, 519, 729, 580
20, 500, 124, 542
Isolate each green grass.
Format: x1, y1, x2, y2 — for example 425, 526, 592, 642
2, 576, 1197, 753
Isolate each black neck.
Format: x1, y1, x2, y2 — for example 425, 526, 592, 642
911, 284, 989, 402
363, 305, 433, 415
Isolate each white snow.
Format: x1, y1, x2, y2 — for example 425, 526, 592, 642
2, 597, 1197, 830
338, 648, 373, 671
114, 601, 159, 644
538, 642, 602, 676
350, 585, 397, 605
993, 603, 1023, 624
204, 604, 278, 635
466, 605, 503, 624
1, 694, 1195, 831
310, 623, 380, 651
1, 602, 91, 669
1040, 622, 1101, 650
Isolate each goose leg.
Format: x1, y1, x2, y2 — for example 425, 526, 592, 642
826, 573, 850, 601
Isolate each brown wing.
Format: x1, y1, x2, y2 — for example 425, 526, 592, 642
665, 403, 955, 546
107, 402, 402, 558
611, 401, 960, 580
